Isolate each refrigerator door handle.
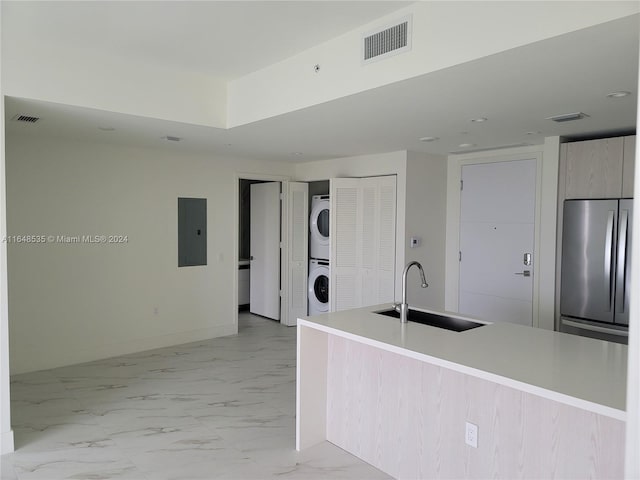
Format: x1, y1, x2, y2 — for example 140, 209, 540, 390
562, 318, 629, 337
616, 209, 629, 314
604, 210, 615, 312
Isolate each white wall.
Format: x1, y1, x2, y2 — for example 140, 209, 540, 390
0, 1, 15, 453
538, 137, 561, 331
624, 40, 640, 478
229, 2, 639, 126
5, 134, 293, 374
295, 151, 408, 301
404, 151, 447, 310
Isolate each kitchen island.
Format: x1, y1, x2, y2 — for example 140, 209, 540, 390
296, 305, 627, 479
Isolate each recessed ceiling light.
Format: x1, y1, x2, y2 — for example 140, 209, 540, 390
419, 136, 439, 142
292, 152, 303, 156
606, 91, 631, 98
98, 126, 115, 131
458, 143, 476, 148
470, 117, 488, 123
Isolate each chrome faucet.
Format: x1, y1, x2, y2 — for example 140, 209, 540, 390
394, 261, 428, 323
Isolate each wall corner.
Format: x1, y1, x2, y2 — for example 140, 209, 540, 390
538, 136, 561, 331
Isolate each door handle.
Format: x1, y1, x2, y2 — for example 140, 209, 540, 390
514, 270, 531, 277
604, 210, 615, 312
616, 209, 629, 314
562, 318, 628, 337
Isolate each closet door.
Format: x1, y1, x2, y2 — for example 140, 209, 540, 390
330, 176, 397, 312
330, 178, 361, 311
360, 176, 397, 306
360, 178, 378, 307
282, 181, 308, 326
376, 176, 397, 304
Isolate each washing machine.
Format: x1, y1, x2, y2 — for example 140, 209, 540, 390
310, 195, 330, 260
308, 259, 329, 316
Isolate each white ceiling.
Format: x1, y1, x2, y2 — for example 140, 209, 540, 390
3, 1, 411, 79
4, 4, 638, 162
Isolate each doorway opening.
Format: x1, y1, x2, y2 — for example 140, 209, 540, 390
236, 176, 314, 328
238, 178, 282, 322
307, 180, 329, 316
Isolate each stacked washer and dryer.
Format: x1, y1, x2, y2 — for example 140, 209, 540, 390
308, 195, 330, 316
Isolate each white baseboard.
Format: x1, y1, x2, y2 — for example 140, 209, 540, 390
1, 429, 14, 454
11, 323, 238, 375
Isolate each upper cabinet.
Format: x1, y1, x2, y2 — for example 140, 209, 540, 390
564, 137, 624, 199
563, 136, 635, 199
622, 135, 636, 198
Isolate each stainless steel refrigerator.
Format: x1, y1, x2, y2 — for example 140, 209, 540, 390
560, 199, 633, 344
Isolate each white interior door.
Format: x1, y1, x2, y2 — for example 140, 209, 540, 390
330, 178, 361, 312
360, 176, 396, 306
250, 182, 281, 320
330, 176, 397, 312
459, 159, 536, 325
282, 181, 308, 326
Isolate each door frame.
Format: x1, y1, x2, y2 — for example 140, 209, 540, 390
445, 147, 544, 327
234, 173, 291, 329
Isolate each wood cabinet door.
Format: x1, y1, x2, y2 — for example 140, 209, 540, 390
565, 137, 624, 199
622, 135, 636, 198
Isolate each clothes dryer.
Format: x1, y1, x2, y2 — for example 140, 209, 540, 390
310, 195, 329, 260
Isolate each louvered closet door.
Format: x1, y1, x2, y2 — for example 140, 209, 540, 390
284, 182, 308, 326
376, 176, 397, 304
330, 178, 361, 311
330, 176, 397, 312
360, 176, 397, 306
360, 178, 379, 307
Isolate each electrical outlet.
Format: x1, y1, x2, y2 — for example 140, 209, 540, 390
465, 422, 478, 448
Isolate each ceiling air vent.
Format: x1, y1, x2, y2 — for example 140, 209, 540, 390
546, 112, 589, 123
163, 135, 182, 142
12, 114, 40, 124
362, 15, 412, 64
449, 143, 532, 155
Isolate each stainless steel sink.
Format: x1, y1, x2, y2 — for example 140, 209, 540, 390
376, 308, 485, 332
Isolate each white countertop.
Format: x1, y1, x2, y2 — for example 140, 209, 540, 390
298, 305, 627, 420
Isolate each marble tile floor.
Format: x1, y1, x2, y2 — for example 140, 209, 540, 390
1, 313, 390, 480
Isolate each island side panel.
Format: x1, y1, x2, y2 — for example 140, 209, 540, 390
296, 323, 328, 451
326, 334, 625, 479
